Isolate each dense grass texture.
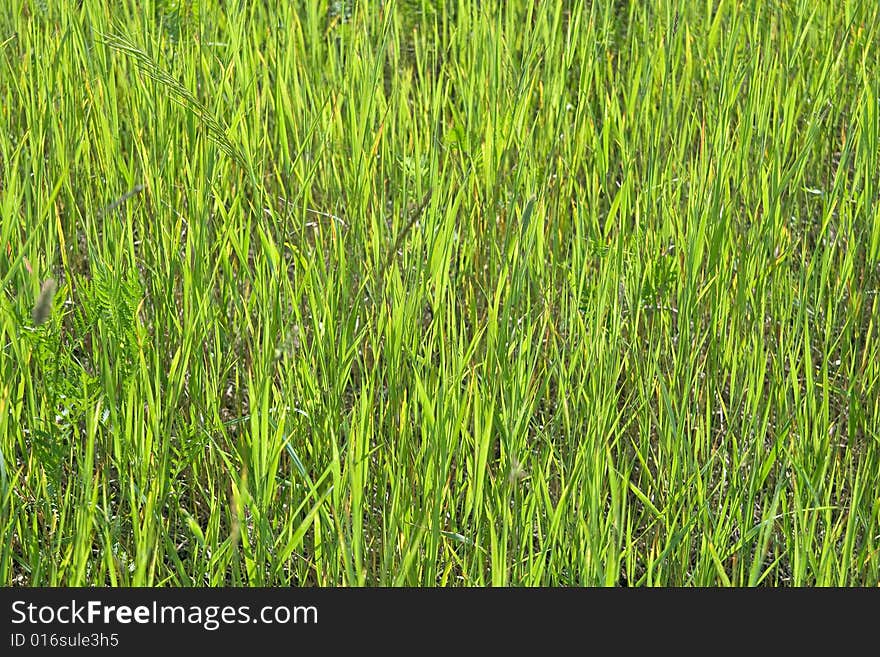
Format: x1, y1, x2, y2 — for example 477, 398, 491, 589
1, 0, 879, 586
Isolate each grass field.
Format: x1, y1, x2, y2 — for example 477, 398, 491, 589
1, 0, 879, 586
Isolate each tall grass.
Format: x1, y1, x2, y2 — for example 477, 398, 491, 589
1, 0, 878, 585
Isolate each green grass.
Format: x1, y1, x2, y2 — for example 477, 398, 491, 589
1, 0, 879, 586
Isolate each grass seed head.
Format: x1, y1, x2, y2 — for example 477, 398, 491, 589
32, 278, 57, 326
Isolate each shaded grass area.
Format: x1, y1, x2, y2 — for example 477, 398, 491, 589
1, 0, 879, 585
